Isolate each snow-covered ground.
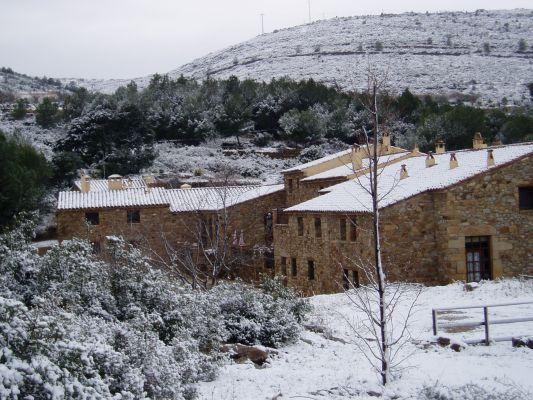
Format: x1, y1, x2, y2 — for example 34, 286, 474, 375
198, 279, 533, 399
65, 9, 533, 106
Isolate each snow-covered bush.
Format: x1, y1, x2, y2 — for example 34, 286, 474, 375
419, 382, 530, 400
0, 219, 310, 398
211, 277, 311, 348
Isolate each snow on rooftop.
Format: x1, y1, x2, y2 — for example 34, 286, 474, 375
282, 148, 353, 173
58, 184, 284, 212
73, 178, 147, 192
301, 151, 410, 182
286, 143, 533, 213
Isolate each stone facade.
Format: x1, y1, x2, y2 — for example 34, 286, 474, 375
274, 154, 533, 295
57, 189, 286, 282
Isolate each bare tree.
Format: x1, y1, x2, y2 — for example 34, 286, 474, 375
334, 66, 422, 385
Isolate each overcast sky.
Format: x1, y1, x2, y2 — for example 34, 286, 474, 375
1, 0, 530, 79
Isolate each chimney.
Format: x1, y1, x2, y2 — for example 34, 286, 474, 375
143, 174, 156, 186
351, 145, 363, 171
180, 183, 192, 189
435, 139, 445, 154
400, 164, 409, 180
425, 152, 436, 168
412, 143, 420, 153
449, 152, 458, 169
473, 132, 487, 149
487, 149, 495, 167
80, 175, 91, 193
107, 174, 124, 191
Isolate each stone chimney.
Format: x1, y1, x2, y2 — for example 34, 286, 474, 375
425, 152, 436, 168
412, 143, 420, 153
487, 149, 495, 167
449, 153, 458, 169
492, 138, 502, 146
400, 164, 409, 180
180, 183, 192, 189
435, 140, 445, 154
107, 174, 124, 191
473, 132, 487, 149
80, 175, 91, 193
351, 145, 363, 171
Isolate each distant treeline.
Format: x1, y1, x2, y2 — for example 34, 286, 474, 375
49, 74, 532, 174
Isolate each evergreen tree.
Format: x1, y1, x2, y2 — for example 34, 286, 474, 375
11, 99, 27, 120
35, 97, 58, 128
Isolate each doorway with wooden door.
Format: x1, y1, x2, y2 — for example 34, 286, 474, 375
465, 236, 492, 282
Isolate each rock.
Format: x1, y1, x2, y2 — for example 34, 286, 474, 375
512, 336, 533, 349
220, 344, 269, 365
465, 282, 479, 291
437, 336, 451, 347
450, 343, 463, 352
301, 338, 314, 345
304, 323, 327, 333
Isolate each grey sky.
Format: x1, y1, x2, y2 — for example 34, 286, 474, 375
1, 0, 530, 79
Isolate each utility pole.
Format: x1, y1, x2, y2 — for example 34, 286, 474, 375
260, 13, 265, 34
307, 0, 311, 23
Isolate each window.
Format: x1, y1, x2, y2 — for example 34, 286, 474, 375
519, 187, 533, 210
314, 217, 322, 238
264, 212, 273, 240
339, 218, 346, 241
342, 269, 360, 290
297, 217, 304, 236
264, 252, 275, 269
288, 179, 293, 193
281, 257, 287, 275
85, 212, 99, 225
465, 236, 491, 282
127, 209, 141, 224
308, 260, 315, 280
349, 217, 357, 242
291, 258, 297, 277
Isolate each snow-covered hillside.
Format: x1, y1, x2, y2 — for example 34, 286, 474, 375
199, 279, 533, 399
70, 9, 533, 105
0, 68, 65, 98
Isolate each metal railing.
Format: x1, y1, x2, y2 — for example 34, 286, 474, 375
432, 300, 533, 345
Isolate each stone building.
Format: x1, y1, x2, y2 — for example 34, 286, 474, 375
274, 139, 533, 295
57, 178, 285, 282
56, 135, 532, 293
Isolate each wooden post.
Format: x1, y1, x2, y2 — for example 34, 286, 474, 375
484, 307, 490, 346
432, 309, 438, 336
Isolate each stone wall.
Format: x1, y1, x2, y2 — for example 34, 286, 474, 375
57, 189, 286, 282
274, 155, 533, 295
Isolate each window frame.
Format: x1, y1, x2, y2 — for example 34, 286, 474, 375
280, 257, 287, 275
314, 217, 322, 238
339, 217, 347, 241
85, 212, 100, 226
127, 209, 141, 224
297, 216, 304, 236
291, 258, 297, 277
518, 186, 533, 210
349, 216, 357, 242
307, 260, 315, 281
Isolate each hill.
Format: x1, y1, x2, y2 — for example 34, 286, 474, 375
0, 67, 66, 100
69, 9, 533, 106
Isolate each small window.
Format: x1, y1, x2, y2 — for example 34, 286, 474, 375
314, 217, 322, 238
339, 218, 346, 241
91, 241, 101, 254
297, 217, 304, 236
343, 269, 360, 290
519, 187, 533, 210
291, 258, 297, 277
349, 217, 357, 242
264, 252, 275, 269
85, 212, 100, 225
308, 260, 315, 281
288, 179, 293, 193
127, 209, 141, 224
281, 257, 287, 275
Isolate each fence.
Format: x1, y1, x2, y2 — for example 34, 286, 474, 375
432, 300, 533, 345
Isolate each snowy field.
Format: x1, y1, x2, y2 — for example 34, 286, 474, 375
198, 279, 533, 399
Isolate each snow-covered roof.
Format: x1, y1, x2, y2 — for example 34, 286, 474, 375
282, 148, 353, 173
285, 143, 533, 213
301, 152, 410, 182
73, 178, 147, 192
58, 184, 284, 212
